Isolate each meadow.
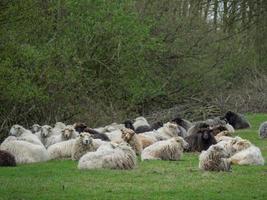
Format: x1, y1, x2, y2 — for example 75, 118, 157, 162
0, 113, 266, 200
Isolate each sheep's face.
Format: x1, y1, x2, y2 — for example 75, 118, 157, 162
74, 123, 87, 133
121, 128, 135, 142
62, 126, 75, 139
232, 139, 251, 152
174, 137, 189, 150
41, 125, 53, 138
9, 125, 24, 136
79, 132, 92, 145
31, 124, 41, 133
201, 129, 213, 140
165, 122, 179, 133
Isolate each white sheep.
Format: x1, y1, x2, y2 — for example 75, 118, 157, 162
31, 124, 41, 134
141, 122, 180, 141
71, 132, 98, 160
0, 136, 49, 164
228, 139, 264, 165
35, 125, 53, 146
199, 144, 231, 172
141, 137, 189, 161
9, 124, 43, 146
47, 139, 75, 160
45, 125, 78, 148
105, 129, 122, 141
78, 142, 137, 170
133, 116, 150, 129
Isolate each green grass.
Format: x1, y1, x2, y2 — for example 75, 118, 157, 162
1, 114, 267, 200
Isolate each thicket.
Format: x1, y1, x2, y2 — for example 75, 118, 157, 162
0, 0, 266, 139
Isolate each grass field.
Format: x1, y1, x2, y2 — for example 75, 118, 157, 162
0, 114, 267, 200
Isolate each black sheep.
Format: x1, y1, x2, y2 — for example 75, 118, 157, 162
0, 150, 16, 167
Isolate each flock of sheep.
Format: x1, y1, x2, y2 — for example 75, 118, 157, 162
0, 111, 266, 172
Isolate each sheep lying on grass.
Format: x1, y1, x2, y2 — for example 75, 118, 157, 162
9, 124, 43, 146
48, 132, 98, 160
78, 142, 137, 170
185, 122, 217, 152
121, 128, 143, 155
0, 136, 49, 164
141, 137, 189, 161
0, 150, 16, 167
45, 125, 78, 148
35, 125, 53, 146
199, 144, 231, 172
228, 139, 264, 165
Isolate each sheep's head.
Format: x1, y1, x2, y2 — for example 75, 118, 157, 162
124, 120, 134, 130
31, 124, 41, 133
232, 139, 251, 152
200, 129, 213, 140
9, 124, 24, 136
41, 125, 53, 138
79, 132, 92, 145
165, 122, 179, 134
121, 128, 135, 142
62, 126, 75, 139
74, 123, 87, 133
174, 136, 189, 150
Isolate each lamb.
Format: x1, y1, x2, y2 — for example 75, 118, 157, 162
228, 139, 264, 165
45, 125, 78, 148
221, 111, 251, 129
31, 124, 41, 134
199, 144, 231, 172
0, 150, 16, 167
185, 122, 217, 152
121, 128, 143, 155
259, 121, 267, 139
141, 137, 189, 161
72, 132, 98, 160
0, 136, 49, 164
9, 124, 43, 146
78, 142, 137, 170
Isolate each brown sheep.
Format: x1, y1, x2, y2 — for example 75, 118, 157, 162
121, 128, 143, 155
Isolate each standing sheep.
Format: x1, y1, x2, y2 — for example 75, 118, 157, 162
141, 137, 189, 161
78, 142, 137, 170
